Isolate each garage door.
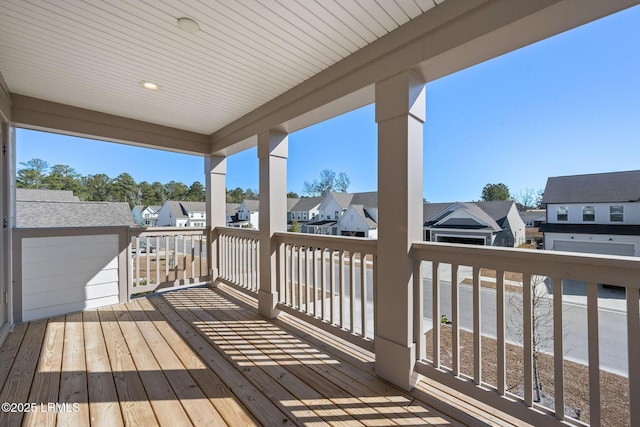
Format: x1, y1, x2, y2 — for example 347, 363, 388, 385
553, 240, 635, 256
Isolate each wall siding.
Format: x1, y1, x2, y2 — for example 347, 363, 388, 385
21, 234, 120, 321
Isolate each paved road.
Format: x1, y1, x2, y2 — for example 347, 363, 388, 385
422, 277, 629, 375
274, 254, 631, 375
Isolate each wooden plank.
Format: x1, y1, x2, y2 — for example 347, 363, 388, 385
24, 316, 65, 427
587, 282, 601, 427
97, 307, 157, 426
0, 320, 47, 427
56, 312, 90, 427
339, 251, 345, 328
155, 291, 326, 426
451, 265, 459, 377
0, 322, 28, 389
146, 294, 294, 426
552, 277, 565, 420
473, 266, 481, 385
496, 270, 505, 395
83, 310, 123, 427
522, 273, 533, 407
111, 304, 198, 426
433, 262, 440, 368
168, 289, 363, 426
627, 286, 640, 427
127, 299, 247, 426
212, 286, 457, 426
207, 289, 426, 425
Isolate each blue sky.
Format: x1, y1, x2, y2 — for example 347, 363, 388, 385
16, 5, 640, 203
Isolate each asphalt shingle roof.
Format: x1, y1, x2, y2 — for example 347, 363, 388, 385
291, 196, 322, 211
17, 188, 79, 202
17, 201, 135, 228
542, 170, 640, 204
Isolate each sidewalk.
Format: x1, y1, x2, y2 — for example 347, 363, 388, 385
423, 265, 628, 312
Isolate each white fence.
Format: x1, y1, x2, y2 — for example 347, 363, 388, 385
274, 232, 377, 352
130, 227, 209, 297
215, 227, 260, 294
412, 241, 640, 427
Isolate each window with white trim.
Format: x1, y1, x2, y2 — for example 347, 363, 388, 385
557, 206, 568, 221
610, 205, 623, 222
583, 206, 595, 222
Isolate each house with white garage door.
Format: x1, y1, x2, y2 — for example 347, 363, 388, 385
423, 201, 525, 247
540, 170, 640, 256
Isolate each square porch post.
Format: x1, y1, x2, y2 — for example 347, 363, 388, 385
258, 130, 288, 318
375, 70, 425, 390
205, 155, 227, 283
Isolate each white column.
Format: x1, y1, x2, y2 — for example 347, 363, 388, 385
375, 70, 425, 390
205, 155, 227, 283
258, 130, 288, 318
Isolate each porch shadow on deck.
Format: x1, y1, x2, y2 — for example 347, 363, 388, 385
0, 285, 523, 426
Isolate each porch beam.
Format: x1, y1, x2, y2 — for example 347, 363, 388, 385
0, 71, 10, 122
11, 95, 209, 155
205, 155, 227, 281
258, 130, 288, 318
375, 70, 425, 390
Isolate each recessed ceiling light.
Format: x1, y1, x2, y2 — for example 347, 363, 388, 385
177, 17, 200, 33
140, 81, 159, 91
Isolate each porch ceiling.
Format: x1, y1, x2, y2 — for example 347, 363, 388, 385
1, 0, 639, 156
0, 0, 440, 135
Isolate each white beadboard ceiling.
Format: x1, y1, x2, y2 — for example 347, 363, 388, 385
0, 0, 444, 135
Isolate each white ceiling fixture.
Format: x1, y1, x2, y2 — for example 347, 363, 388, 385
177, 17, 200, 34
140, 81, 159, 91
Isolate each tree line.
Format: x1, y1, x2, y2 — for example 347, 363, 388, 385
481, 182, 543, 210
16, 158, 259, 208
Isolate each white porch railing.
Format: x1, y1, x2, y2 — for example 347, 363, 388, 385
130, 227, 209, 297
412, 241, 640, 427
274, 232, 377, 352
215, 227, 260, 294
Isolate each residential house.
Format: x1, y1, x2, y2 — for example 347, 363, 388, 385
156, 201, 207, 227
302, 191, 378, 235
131, 205, 161, 227
233, 199, 259, 229
520, 209, 546, 228
540, 170, 640, 256
16, 189, 135, 228
226, 203, 240, 225
289, 196, 322, 224
520, 209, 546, 245
335, 204, 378, 238
286, 197, 300, 223
423, 201, 526, 247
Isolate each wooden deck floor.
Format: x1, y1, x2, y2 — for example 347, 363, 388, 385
0, 285, 518, 426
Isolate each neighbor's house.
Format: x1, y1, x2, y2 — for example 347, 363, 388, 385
540, 170, 640, 256
226, 203, 240, 225
335, 204, 378, 238
302, 191, 378, 235
131, 205, 161, 227
16, 189, 135, 228
520, 209, 546, 244
156, 201, 207, 227
289, 196, 322, 224
286, 198, 300, 223
422, 201, 526, 247
232, 199, 259, 229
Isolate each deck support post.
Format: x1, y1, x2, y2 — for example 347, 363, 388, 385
258, 129, 288, 318
375, 70, 425, 390
205, 155, 227, 284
